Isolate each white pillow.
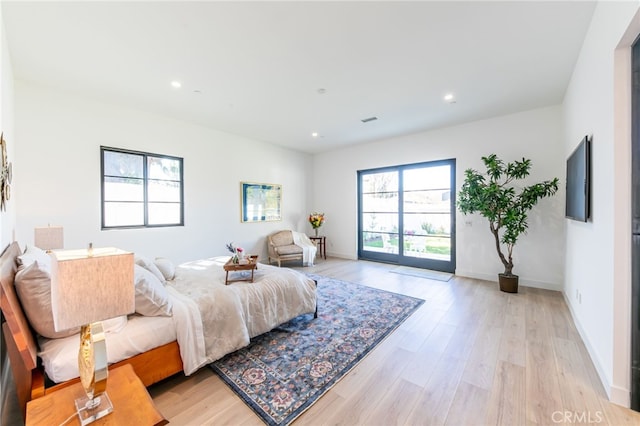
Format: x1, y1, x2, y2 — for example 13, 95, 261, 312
14, 260, 80, 339
133, 265, 172, 316
154, 257, 175, 281
135, 255, 165, 283
102, 315, 128, 334
17, 245, 51, 268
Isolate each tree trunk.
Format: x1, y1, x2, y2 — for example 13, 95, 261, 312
490, 222, 512, 275
504, 262, 514, 276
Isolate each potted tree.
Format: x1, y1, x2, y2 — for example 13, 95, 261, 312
458, 154, 559, 293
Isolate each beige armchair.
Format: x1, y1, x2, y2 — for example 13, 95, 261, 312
267, 230, 316, 267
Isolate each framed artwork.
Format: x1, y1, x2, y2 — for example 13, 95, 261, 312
0, 133, 12, 212
241, 182, 282, 222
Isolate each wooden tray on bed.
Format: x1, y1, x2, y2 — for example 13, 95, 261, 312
223, 255, 258, 284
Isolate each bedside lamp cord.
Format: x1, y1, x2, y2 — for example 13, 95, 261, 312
58, 411, 76, 426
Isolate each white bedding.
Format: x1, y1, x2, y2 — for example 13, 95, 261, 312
38, 256, 317, 382
167, 256, 317, 374
38, 314, 176, 383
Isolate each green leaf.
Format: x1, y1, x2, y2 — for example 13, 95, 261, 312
457, 155, 559, 275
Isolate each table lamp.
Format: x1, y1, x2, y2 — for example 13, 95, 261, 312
50, 247, 134, 425
34, 225, 64, 251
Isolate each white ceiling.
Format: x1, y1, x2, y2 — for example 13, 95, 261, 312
2, 1, 596, 154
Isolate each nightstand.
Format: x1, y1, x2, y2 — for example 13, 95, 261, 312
26, 364, 167, 426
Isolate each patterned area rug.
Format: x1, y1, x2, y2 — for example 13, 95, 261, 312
210, 274, 424, 426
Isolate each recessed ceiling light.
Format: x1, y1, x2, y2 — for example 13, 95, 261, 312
311, 132, 319, 138
171, 81, 182, 88
444, 93, 455, 103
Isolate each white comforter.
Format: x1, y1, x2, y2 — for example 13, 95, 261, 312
166, 257, 317, 375
37, 257, 316, 382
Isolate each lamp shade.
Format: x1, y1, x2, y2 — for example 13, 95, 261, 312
50, 247, 134, 332
34, 226, 64, 251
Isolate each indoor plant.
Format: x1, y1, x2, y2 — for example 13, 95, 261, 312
457, 154, 559, 293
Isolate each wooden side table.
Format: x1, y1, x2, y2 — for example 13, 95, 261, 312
26, 364, 167, 426
309, 236, 326, 260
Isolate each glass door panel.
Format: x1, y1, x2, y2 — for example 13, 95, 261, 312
360, 170, 400, 260
358, 160, 455, 273
402, 165, 452, 264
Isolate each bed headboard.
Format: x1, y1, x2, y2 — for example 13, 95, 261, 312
0, 241, 38, 416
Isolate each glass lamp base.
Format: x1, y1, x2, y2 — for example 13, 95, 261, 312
74, 392, 114, 425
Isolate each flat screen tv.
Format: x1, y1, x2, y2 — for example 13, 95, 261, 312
565, 135, 591, 222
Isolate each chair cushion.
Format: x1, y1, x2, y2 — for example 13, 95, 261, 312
271, 231, 294, 247
276, 244, 303, 255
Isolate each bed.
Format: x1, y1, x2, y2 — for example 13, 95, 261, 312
0, 241, 317, 417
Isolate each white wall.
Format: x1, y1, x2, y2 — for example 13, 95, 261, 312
562, 0, 640, 406
0, 7, 21, 426
13, 82, 313, 263
0, 6, 16, 248
313, 105, 566, 290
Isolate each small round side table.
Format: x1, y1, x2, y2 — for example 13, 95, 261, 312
308, 235, 326, 259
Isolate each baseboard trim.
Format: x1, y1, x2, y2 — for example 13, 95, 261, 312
327, 252, 357, 261
610, 384, 631, 407
562, 291, 618, 404
455, 269, 562, 291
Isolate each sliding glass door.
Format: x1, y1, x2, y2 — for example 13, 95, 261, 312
358, 159, 455, 273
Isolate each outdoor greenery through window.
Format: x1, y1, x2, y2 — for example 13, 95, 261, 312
101, 147, 184, 228
358, 159, 455, 273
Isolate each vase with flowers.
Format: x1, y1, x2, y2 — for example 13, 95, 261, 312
226, 242, 243, 264
308, 212, 325, 237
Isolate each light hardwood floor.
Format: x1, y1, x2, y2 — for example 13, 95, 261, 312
148, 258, 640, 425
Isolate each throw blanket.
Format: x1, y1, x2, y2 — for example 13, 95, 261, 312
292, 231, 317, 266
166, 257, 317, 375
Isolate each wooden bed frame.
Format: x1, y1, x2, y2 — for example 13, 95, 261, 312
0, 242, 183, 418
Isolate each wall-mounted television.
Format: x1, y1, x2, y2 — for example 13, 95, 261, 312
565, 135, 591, 222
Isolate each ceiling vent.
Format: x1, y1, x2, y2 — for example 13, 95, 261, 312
361, 116, 378, 123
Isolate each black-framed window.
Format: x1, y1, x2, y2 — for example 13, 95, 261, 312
101, 146, 184, 229
357, 158, 456, 273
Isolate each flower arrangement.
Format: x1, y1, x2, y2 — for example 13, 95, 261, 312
226, 242, 244, 264
308, 212, 325, 236
308, 212, 325, 229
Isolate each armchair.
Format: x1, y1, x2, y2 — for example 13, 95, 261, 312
267, 230, 316, 267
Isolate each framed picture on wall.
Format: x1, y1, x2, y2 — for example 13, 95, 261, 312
240, 182, 282, 222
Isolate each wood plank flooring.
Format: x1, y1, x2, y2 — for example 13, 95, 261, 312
148, 258, 640, 425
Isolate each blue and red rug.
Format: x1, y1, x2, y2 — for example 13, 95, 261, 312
210, 274, 424, 425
